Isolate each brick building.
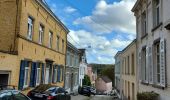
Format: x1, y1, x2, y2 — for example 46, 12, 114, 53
0, 0, 69, 90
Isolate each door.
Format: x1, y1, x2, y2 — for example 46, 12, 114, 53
45, 68, 49, 84
0, 71, 10, 85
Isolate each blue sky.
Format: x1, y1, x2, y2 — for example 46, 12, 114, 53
45, 0, 136, 64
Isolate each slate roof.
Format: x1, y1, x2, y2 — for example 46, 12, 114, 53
101, 76, 112, 83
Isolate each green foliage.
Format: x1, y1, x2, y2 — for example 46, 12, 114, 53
83, 75, 91, 86
100, 65, 115, 86
137, 92, 159, 100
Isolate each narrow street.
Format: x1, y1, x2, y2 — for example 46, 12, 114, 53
71, 95, 114, 100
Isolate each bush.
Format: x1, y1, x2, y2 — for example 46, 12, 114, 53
82, 75, 91, 86
137, 92, 159, 100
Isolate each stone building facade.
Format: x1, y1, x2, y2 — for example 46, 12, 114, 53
0, 0, 68, 90
132, 0, 170, 99
65, 42, 80, 94
115, 40, 137, 100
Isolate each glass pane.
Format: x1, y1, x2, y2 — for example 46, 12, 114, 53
0, 92, 13, 100
13, 91, 29, 100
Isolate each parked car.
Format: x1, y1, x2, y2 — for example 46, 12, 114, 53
27, 84, 70, 100
80, 86, 96, 96
0, 85, 31, 100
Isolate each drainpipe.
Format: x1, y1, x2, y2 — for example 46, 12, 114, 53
14, 0, 20, 53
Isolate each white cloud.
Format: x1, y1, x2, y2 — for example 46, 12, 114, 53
64, 6, 77, 13
74, 0, 136, 34
68, 29, 133, 64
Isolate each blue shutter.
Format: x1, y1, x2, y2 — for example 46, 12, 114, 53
62, 67, 64, 81
18, 60, 26, 90
34, 62, 38, 86
30, 62, 36, 87
41, 63, 44, 84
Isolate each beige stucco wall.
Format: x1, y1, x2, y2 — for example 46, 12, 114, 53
120, 41, 137, 100
0, 52, 20, 87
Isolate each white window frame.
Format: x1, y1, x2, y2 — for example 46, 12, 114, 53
28, 17, 33, 40
56, 36, 59, 51
155, 42, 161, 85
36, 67, 41, 86
142, 11, 147, 36
49, 32, 53, 48
45, 68, 50, 84
153, 0, 160, 27
62, 39, 64, 53
24, 67, 29, 88
54, 68, 57, 83
39, 25, 44, 44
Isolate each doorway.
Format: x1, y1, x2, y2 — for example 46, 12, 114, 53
0, 71, 10, 85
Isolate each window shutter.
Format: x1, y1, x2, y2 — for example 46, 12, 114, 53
145, 47, 149, 83
149, 47, 154, 84
41, 63, 45, 84
57, 66, 60, 82
34, 62, 38, 86
160, 39, 166, 87
18, 60, 26, 90
30, 62, 36, 87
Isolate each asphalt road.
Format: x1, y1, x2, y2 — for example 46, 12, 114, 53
71, 95, 114, 100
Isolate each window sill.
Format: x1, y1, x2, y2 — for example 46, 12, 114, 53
152, 84, 165, 90
141, 82, 166, 89
141, 81, 149, 85
141, 33, 148, 40
151, 22, 163, 32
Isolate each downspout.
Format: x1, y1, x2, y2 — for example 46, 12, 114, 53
13, 0, 20, 54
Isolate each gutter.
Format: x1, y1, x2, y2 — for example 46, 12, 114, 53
131, 0, 142, 12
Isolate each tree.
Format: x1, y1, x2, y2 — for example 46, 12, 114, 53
82, 75, 91, 86
101, 65, 115, 86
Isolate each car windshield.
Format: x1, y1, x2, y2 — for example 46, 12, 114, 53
46, 87, 57, 92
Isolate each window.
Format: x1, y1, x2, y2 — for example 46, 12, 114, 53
65, 73, 69, 89
66, 52, 70, 66
142, 11, 147, 37
45, 67, 50, 84
56, 36, 60, 51
141, 48, 147, 82
154, 42, 161, 84
153, 0, 160, 27
62, 39, 64, 53
53, 68, 57, 83
128, 56, 130, 75
36, 67, 41, 86
39, 24, 44, 44
27, 17, 33, 40
24, 66, 29, 88
131, 53, 135, 75
49, 32, 53, 48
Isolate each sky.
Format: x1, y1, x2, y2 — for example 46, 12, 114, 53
45, 0, 137, 64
